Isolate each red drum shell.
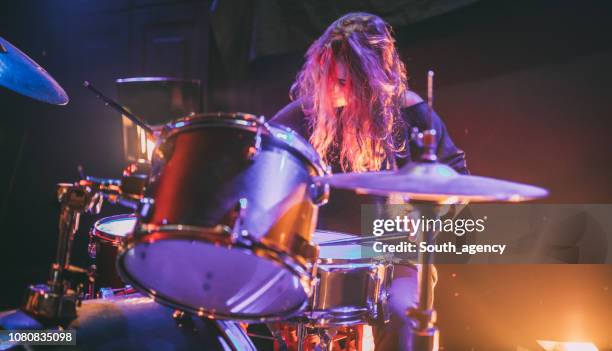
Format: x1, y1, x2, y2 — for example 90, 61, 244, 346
90, 214, 136, 290
118, 113, 327, 321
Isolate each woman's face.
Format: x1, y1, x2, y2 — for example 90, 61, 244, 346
332, 60, 348, 107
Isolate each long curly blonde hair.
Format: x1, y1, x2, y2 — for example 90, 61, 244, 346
290, 12, 408, 172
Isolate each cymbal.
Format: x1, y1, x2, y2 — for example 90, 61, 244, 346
0, 36, 68, 105
314, 162, 549, 203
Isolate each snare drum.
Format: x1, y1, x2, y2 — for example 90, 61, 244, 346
117, 113, 328, 321
89, 214, 136, 290
302, 230, 395, 327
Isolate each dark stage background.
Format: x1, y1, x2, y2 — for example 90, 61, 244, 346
1, 0, 611, 349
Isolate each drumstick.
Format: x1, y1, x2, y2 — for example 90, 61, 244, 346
83, 81, 154, 135
427, 70, 434, 129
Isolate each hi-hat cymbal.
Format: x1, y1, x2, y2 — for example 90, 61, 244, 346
0, 36, 68, 105
314, 162, 549, 203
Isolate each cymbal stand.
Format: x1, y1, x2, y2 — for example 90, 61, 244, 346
406, 126, 442, 350
406, 203, 442, 351
406, 70, 442, 350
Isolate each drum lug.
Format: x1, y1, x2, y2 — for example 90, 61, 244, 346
376, 263, 393, 325
377, 281, 392, 323
310, 165, 331, 206
309, 182, 330, 206
87, 265, 96, 299
87, 239, 97, 259
121, 161, 150, 199
138, 197, 155, 222
231, 198, 249, 241
247, 116, 267, 160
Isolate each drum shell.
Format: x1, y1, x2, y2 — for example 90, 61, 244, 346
307, 259, 393, 326
117, 115, 327, 320
140, 119, 321, 264
299, 230, 399, 327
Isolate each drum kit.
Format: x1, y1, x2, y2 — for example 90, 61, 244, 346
0, 36, 549, 350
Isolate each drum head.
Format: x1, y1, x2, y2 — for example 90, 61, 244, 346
119, 239, 309, 321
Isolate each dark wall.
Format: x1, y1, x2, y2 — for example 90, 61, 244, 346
0, 0, 210, 308
1, 0, 611, 349
212, 0, 612, 202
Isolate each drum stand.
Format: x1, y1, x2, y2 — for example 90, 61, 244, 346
296, 323, 338, 351
20, 169, 145, 322
22, 183, 102, 323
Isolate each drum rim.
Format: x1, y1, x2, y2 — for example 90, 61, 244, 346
315, 229, 393, 265
116, 224, 315, 322
92, 213, 136, 245
160, 112, 327, 176
304, 307, 374, 327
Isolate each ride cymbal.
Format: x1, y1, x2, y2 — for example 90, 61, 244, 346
314, 162, 549, 203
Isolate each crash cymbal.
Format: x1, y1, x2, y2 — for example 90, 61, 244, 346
0, 36, 68, 105
314, 162, 549, 203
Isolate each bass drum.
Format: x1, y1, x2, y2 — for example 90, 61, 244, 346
0, 293, 255, 351
117, 113, 328, 322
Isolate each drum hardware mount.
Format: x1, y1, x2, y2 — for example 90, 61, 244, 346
96, 286, 137, 300
410, 127, 438, 163
81, 160, 151, 210
121, 161, 151, 200
294, 323, 341, 351
22, 173, 148, 322
297, 323, 307, 351
137, 197, 155, 221
374, 262, 393, 326
310, 165, 331, 206
264, 323, 290, 351
172, 310, 198, 333
22, 182, 103, 323
406, 203, 443, 350
407, 71, 442, 350
231, 198, 249, 240
248, 116, 267, 160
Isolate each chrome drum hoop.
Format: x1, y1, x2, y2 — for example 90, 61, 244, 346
160, 112, 327, 177
91, 213, 136, 246
306, 259, 393, 327
117, 224, 318, 322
